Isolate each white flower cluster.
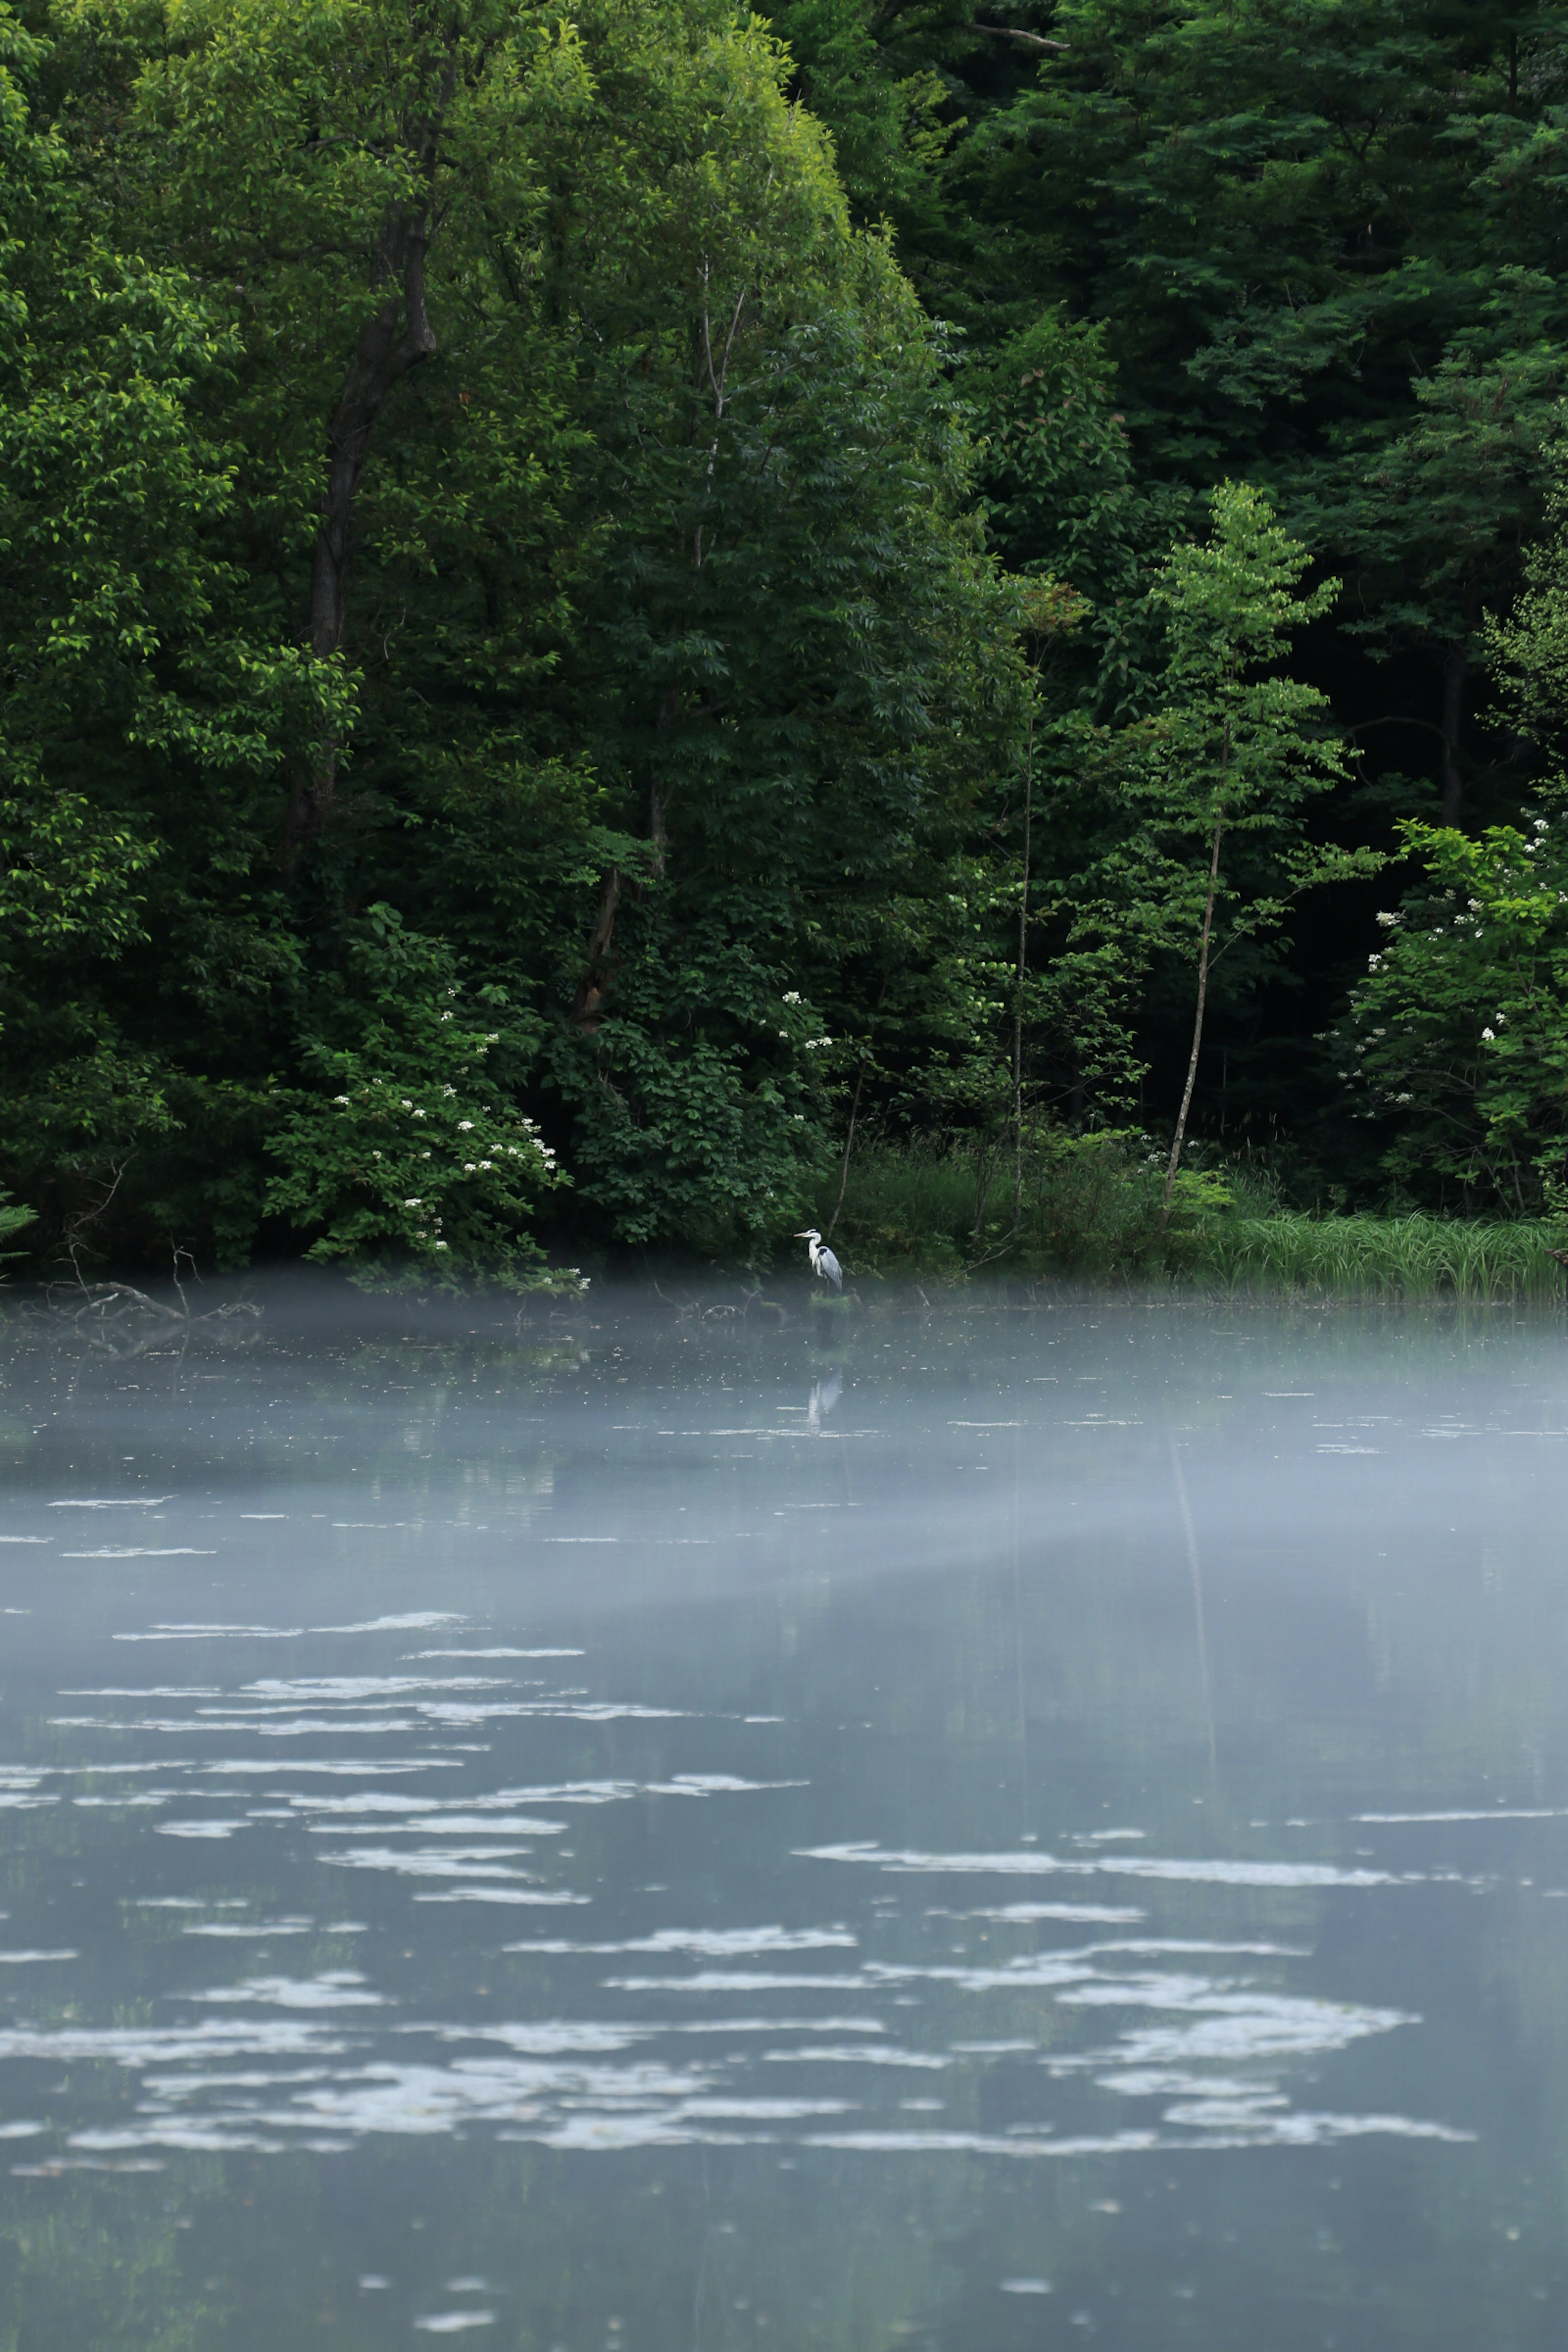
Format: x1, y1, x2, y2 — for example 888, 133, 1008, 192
802, 1036, 832, 1051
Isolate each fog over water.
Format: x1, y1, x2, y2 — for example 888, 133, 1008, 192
1, 1279, 1566, 2347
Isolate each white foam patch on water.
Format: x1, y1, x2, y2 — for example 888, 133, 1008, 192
62, 1549, 216, 1559
51, 1498, 175, 1509
425, 1702, 690, 1724
60, 1716, 417, 1737
760, 2046, 949, 2068
660, 1775, 806, 1795
604, 1971, 878, 1992
1355, 1809, 1568, 1823
0, 2020, 355, 2063
287, 1794, 438, 1814
502, 1927, 855, 1957
654, 2018, 889, 2037
413, 1889, 590, 1906
797, 1844, 1396, 1889
414, 2318, 495, 2335
156, 1820, 249, 1840
0, 1951, 77, 1964
484, 1778, 793, 1808
199, 1761, 462, 1777
312, 1615, 467, 1634
409, 1650, 585, 1660
308, 1815, 564, 1837
1053, 1978, 1415, 2059
800, 2129, 1163, 2157
317, 1848, 537, 1878
114, 1626, 308, 1643
243, 1678, 512, 1700
423, 2021, 656, 2055
188, 1973, 385, 2009
954, 1904, 1147, 1925
63, 1689, 225, 1699
185, 1921, 317, 1938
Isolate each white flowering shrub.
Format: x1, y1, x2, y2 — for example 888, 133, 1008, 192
264, 909, 567, 1285
1330, 813, 1568, 1212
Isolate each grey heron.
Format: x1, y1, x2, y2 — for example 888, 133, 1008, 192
796, 1228, 842, 1292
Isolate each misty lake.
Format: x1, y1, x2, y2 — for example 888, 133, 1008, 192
2, 1280, 1567, 2349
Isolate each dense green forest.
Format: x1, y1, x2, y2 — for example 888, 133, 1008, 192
7, 0, 1568, 1284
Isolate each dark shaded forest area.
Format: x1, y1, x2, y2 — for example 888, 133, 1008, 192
7, 0, 1568, 1283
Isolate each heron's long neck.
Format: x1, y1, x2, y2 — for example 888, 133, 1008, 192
808, 1242, 822, 1272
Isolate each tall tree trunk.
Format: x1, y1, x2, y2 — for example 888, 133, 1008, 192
1159, 813, 1223, 1231
568, 869, 623, 1033
1160, 716, 1231, 1232
825, 1059, 867, 1243
1439, 643, 1467, 826
1012, 711, 1034, 1235
279, 80, 452, 872
569, 693, 678, 1029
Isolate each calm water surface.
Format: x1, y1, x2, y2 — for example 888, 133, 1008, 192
1, 1282, 1566, 2348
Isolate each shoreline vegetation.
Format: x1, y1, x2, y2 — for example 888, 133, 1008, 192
820, 1138, 1568, 1304
8, 12, 1568, 1293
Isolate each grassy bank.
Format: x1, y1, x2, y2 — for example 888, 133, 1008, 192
816, 1136, 1568, 1303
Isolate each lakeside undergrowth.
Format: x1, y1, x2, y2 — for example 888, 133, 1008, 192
815, 1135, 1568, 1303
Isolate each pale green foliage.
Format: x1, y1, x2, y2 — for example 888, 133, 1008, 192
1056, 483, 1379, 1119
1132, 478, 1354, 935
1488, 452, 1568, 744
1331, 815, 1568, 1213
0, 1182, 33, 1259
0, 788, 155, 961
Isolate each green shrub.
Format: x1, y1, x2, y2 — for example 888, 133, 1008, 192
817, 1131, 1568, 1301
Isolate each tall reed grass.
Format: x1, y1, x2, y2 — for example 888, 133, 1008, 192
1196, 1212, 1568, 1301
818, 1136, 1568, 1303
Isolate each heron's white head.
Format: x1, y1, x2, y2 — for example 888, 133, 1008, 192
796, 1229, 822, 1243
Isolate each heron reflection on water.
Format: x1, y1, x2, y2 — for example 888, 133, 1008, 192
808, 1365, 843, 1428
796, 1227, 842, 1292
